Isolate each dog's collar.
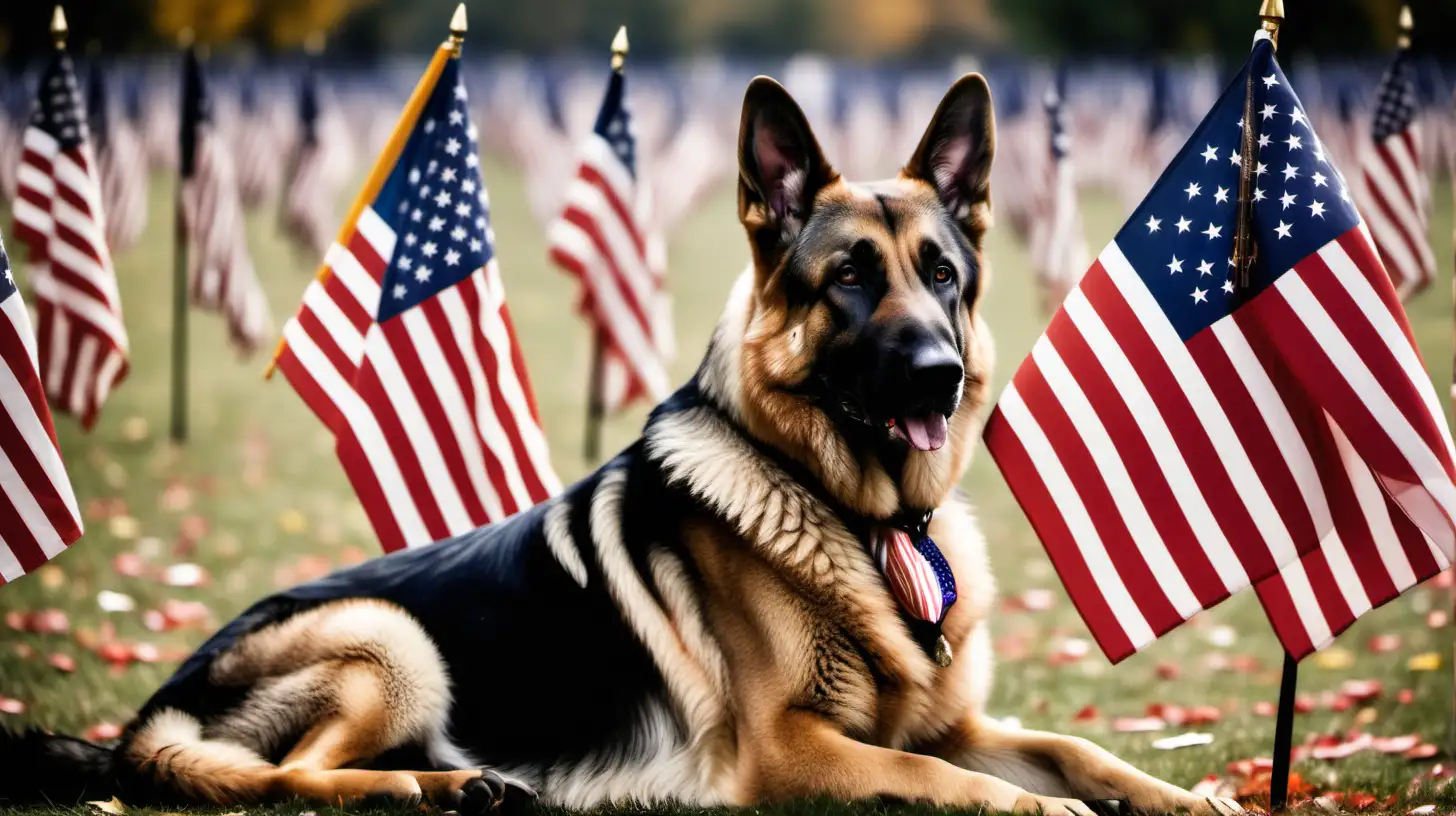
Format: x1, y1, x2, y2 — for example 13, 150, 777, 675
667, 386, 955, 667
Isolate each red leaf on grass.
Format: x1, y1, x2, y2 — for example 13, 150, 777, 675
1340, 680, 1383, 703
1113, 717, 1165, 733
1253, 701, 1277, 717
0, 696, 25, 715
84, 723, 122, 741
1404, 743, 1440, 760
1397, 689, 1415, 705
1373, 735, 1420, 754
1367, 634, 1402, 653
111, 552, 144, 578
1073, 705, 1099, 722
1155, 662, 1180, 680
49, 653, 76, 672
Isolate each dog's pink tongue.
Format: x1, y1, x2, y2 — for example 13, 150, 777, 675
902, 414, 948, 452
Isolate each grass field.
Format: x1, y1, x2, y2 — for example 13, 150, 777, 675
0, 155, 1453, 816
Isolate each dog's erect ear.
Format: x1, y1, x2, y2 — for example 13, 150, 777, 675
904, 73, 995, 236
738, 76, 837, 248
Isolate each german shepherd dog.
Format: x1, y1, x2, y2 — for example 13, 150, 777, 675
2, 75, 1242, 816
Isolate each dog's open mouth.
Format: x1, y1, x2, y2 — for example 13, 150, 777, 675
888, 414, 949, 452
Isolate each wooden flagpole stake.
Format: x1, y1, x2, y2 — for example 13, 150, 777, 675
583, 25, 629, 463
171, 28, 195, 444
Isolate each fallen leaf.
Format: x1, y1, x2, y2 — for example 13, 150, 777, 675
1112, 716, 1165, 733
162, 563, 209, 588
278, 509, 308, 534
1206, 625, 1237, 648
1340, 680, 1383, 702
86, 797, 126, 815
1408, 652, 1442, 672
1073, 704, 1099, 722
1404, 743, 1440, 761
1373, 735, 1420, 754
1398, 689, 1415, 705
0, 696, 25, 714
1367, 633, 1402, 654
107, 516, 140, 540
1408, 805, 1437, 816
49, 652, 76, 672
1155, 662, 1180, 680
1314, 647, 1354, 670
1253, 700, 1277, 717
84, 723, 123, 741
111, 552, 144, 578
119, 416, 148, 442
1152, 732, 1214, 750
96, 590, 135, 613
1427, 610, 1449, 629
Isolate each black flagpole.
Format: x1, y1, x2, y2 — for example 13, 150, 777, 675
583, 26, 629, 463
1269, 652, 1298, 811
172, 31, 199, 444
1237, 0, 1291, 809
584, 328, 606, 461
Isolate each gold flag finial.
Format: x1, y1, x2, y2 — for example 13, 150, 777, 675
611, 26, 629, 73
448, 3, 467, 56
50, 5, 68, 50
1259, 0, 1284, 50
1397, 5, 1413, 49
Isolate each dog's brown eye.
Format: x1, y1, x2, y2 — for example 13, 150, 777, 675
934, 264, 953, 284
835, 265, 860, 287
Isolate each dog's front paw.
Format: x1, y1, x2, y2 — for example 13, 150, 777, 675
1138, 791, 1244, 816
455, 769, 536, 815
1014, 793, 1101, 816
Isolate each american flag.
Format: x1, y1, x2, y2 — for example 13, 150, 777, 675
11, 48, 128, 430
983, 34, 1456, 664
235, 74, 282, 210
179, 48, 272, 354
86, 61, 148, 253
547, 67, 672, 412
1029, 73, 1090, 315
1358, 47, 1435, 299
273, 46, 560, 553
280, 64, 335, 257
0, 233, 83, 585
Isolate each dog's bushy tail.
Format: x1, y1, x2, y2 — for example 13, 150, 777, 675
0, 728, 119, 805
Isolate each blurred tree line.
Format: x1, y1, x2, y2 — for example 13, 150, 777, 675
0, 0, 1450, 64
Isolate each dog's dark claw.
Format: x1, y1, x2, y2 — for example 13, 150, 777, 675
457, 770, 535, 815
1081, 799, 1130, 816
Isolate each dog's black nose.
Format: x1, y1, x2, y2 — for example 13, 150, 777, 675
905, 342, 963, 400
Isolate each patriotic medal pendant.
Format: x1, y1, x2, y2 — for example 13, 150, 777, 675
873, 526, 958, 667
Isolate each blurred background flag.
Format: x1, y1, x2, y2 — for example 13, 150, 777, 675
271, 15, 560, 553
86, 59, 148, 253
234, 71, 282, 211
280, 46, 337, 257
1029, 67, 1090, 315
0, 231, 84, 586
11, 15, 129, 430
983, 31, 1456, 663
1357, 10, 1436, 300
179, 45, 272, 354
547, 29, 673, 431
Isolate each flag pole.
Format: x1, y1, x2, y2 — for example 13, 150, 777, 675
583, 25, 629, 463
1235, 0, 1294, 808
171, 28, 196, 443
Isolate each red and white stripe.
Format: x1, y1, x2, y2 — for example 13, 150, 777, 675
0, 284, 83, 585
235, 110, 283, 209
276, 206, 561, 552
984, 227, 1456, 662
97, 121, 148, 252
280, 137, 335, 258
1359, 125, 1435, 298
184, 130, 272, 353
1029, 150, 1089, 315
13, 126, 128, 429
548, 135, 672, 412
